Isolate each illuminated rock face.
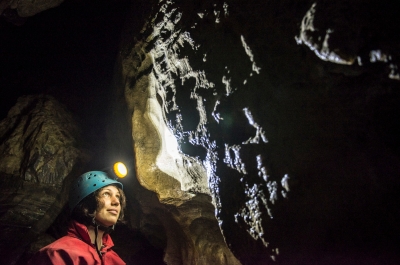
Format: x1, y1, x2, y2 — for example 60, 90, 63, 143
120, 1, 242, 264
121, 0, 400, 264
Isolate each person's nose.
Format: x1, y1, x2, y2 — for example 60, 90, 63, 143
111, 195, 120, 206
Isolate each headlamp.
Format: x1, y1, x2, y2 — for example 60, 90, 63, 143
113, 162, 127, 178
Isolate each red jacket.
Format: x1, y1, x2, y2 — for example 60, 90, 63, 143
28, 220, 125, 265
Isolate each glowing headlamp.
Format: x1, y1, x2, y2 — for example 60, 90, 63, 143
113, 162, 127, 179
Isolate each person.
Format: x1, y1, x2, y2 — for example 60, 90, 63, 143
28, 171, 127, 265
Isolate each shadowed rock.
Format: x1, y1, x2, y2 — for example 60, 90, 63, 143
0, 0, 64, 19
0, 95, 85, 265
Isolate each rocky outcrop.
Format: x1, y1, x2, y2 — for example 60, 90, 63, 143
0, 95, 85, 265
120, 0, 400, 264
120, 1, 241, 263
0, 95, 82, 183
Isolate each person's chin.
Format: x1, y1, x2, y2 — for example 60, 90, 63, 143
96, 219, 116, 227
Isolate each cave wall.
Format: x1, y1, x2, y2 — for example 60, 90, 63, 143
0, 0, 400, 265
119, 0, 400, 264
0, 95, 86, 265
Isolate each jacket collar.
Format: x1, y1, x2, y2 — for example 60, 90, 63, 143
67, 220, 115, 250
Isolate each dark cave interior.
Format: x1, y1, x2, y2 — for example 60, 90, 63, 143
0, 0, 131, 157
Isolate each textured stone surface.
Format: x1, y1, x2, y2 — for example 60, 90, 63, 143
120, 1, 242, 263
0, 95, 85, 265
0, 95, 82, 183
120, 0, 400, 264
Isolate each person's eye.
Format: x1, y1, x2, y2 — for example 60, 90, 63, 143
103, 192, 110, 197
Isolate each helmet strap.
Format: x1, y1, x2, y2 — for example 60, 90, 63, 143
91, 217, 115, 258
94, 224, 102, 258
91, 217, 115, 234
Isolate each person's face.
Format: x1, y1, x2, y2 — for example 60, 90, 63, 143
94, 185, 121, 227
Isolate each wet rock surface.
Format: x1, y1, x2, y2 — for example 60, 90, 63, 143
121, 0, 400, 264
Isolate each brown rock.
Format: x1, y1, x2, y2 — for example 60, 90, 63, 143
0, 95, 85, 264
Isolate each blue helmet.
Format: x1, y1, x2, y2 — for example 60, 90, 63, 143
69, 171, 123, 211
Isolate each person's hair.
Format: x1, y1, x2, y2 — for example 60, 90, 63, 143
71, 184, 126, 226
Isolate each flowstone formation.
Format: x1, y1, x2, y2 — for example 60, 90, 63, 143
120, 0, 400, 264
